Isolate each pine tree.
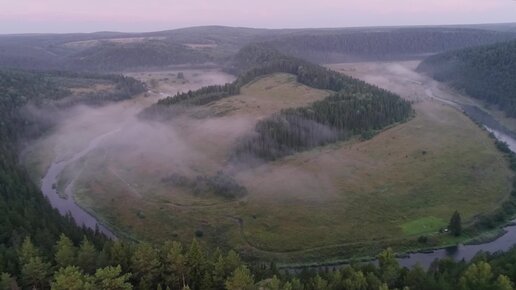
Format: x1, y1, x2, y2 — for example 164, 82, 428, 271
186, 239, 205, 289
21, 256, 51, 289
378, 248, 400, 288
494, 275, 514, 290
0, 272, 18, 290
131, 243, 161, 289
77, 237, 98, 274
18, 237, 39, 266
18, 237, 51, 289
459, 261, 494, 290
110, 241, 130, 271
51, 266, 92, 290
225, 266, 255, 290
94, 265, 132, 290
161, 241, 186, 289
55, 234, 77, 268
449, 211, 462, 236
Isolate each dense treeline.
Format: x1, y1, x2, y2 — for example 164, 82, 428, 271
1, 26, 516, 72
156, 83, 240, 107
7, 233, 516, 290
418, 40, 516, 117
0, 69, 146, 142
233, 91, 412, 161
0, 70, 112, 282
70, 40, 211, 71
144, 44, 409, 118
0, 70, 146, 108
32, 70, 147, 107
265, 28, 516, 63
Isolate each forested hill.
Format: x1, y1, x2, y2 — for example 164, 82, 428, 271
1, 26, 515, 72
264, 28, 516, 63
144, 44, 413, 161
418, 40, 516, 117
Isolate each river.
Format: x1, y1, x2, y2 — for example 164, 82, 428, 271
37, 66, 516, 269
40, 130, 119, 239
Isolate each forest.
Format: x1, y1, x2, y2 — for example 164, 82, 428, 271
0, 70, 115, 287
1, 26, 515, 72
70, 40, 212, 71
232, 90, 411, 161
264, 28, 516, 63
6, 231, 516, 289
418, 40, 516, 117
146, 44, 412, 162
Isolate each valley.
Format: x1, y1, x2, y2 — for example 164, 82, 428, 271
3, 1, 516, 287
23, 60, 514, 265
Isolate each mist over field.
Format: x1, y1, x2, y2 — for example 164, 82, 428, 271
2, 1, 516, 288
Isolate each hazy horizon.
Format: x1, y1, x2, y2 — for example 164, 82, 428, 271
1, 0, 515, 34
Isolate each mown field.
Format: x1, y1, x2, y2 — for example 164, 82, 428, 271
26, 69, 513, 264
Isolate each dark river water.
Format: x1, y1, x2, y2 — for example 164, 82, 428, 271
40, 130, 119, 239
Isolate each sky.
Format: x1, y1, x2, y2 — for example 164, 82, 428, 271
0, 0, 515, 34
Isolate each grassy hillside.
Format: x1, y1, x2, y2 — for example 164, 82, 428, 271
418, 40, 516, 117
12, 63, 516, 288
59, 71, 512, 263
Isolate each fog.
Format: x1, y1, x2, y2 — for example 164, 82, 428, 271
24, 68, 347, 209
24, 69, 239, 180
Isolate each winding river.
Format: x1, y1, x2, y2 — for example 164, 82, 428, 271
40, 129, 119, 239
38, 82, 516, 269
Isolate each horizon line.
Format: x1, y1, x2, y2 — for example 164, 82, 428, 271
1, 21, 515, 37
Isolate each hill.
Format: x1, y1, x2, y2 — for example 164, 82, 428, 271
145, 44, 413, 161
1, 26, 516, 71
265, 27, 516, 63
418, 40, 516, 117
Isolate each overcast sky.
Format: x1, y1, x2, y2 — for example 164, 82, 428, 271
0, 0, 515, 34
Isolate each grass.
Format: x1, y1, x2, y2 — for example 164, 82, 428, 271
401, 217, 446, 236
26, 72, 514, 264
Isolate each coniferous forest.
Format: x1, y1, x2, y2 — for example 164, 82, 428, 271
264, 28, 516, 63
418, 40, 516, 117
233, 91, 412, 161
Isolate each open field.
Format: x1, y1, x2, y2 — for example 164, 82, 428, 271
30, 67, 510, 262
22, 68, 235, 181
24, 65, 513, 263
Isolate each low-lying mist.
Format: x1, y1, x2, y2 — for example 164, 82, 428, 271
23, 68, 351, 205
